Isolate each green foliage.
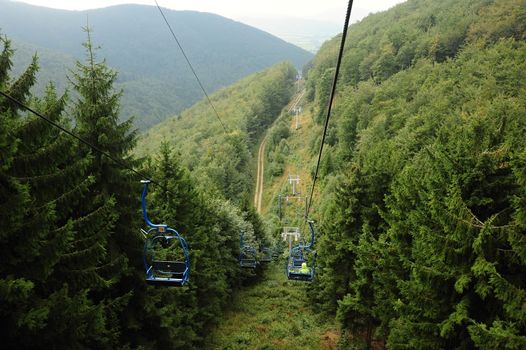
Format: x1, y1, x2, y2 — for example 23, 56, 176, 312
305, 0, 526, 122
4, 0, 526, 348
314, 67, 335, 123
468, 0, 526, 44
204, 264, 336, 350
141, 142, 267, 348
136, 62, 296, 203
1, 1, 312, 130
0, 32, 122, 348
266, 113, 292, 178
1, 28, 272, 349
303, 1, 526, 348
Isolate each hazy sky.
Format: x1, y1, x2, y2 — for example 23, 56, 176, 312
10, 0, 407, 51
12, 0, 407, 24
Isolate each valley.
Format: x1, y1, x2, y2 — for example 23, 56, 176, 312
0, 0, 312, 130
1, 0, 525, 349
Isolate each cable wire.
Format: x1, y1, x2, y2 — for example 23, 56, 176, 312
305, 0, 354, 219
154, 0, 229, 133
0, 90, 157, 184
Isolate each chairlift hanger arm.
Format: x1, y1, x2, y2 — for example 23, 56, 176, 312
307, 220, 315, 250
141, 180, 166, 229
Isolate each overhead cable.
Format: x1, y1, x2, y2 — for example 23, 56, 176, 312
305, 0, 354, 219
154, 0, 229, 132
0, 90, 157, 185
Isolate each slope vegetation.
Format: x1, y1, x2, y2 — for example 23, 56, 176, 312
0, 0, 312, 130
0, 29, 273, 349
262, 0, 526, 348
136, 62, 297, 204
204, 263, 337, 350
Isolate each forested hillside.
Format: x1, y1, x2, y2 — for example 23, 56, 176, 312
2, 0, 526, 348
276, 0, 526, 348
136, 62, 297, 204
0, 28, 270, 349
0, 0, 312, 130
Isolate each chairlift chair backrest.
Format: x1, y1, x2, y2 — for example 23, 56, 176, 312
140, 180, 190, 286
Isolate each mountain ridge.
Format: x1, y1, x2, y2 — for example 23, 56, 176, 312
0, 0, 313, 129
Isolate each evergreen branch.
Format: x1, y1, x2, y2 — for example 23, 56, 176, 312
0, 90, 156, 183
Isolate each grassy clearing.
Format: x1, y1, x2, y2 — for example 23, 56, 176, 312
261, 100, 320, 217
204, 263, 338, 350
210, 88, 338, 350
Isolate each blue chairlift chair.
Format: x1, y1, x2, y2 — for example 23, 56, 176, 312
286, 220, 317, 281
140, 180, 190, 286
260, 246, 273, 263
239, 231, 258, 268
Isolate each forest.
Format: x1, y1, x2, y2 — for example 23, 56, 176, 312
1, 0, 526, 348
0, 0, 311, 130
0, 27, 273, 348
300, 0, 526, 348
136, 61, 297, 204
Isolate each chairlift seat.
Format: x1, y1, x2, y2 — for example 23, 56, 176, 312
146, 261, 188, 286
240, 258, 257, 268
260, 247, 272, 262
288, 269, 313, 281
239, 232, 258, 268
286, 221, 317, 282
152, 260, 188, 274
293, 259, 305, 267
146, 276, 186, 286
141, 181, 191, 286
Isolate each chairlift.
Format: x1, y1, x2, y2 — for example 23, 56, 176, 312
239, 231, 258, 268
140, 180, 190, 286
286, 220, 316, 281
259, 246, 273, 263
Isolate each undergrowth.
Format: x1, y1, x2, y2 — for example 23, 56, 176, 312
204, 262, 337, 349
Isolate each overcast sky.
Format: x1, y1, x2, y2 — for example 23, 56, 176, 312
12, 0, 407, 24
10, 0, 407, 51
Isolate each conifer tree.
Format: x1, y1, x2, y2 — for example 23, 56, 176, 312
141, 141, 252, 348
0, 34, 117, 348
147, 142, 201, 347
68, 26, 142, 345
312, 11, 526, 344
0, 33, 39, 348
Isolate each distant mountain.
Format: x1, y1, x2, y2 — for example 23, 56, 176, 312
0, 0, 313, 130
238, 16, 341, 53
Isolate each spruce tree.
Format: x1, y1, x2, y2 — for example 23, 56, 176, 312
0, 33, 38, 349
69, 26, 141, 346
142, 142, 205, 348
0, 34, 116, 348
141, 141, 256, 348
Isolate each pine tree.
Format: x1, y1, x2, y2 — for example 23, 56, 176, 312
68, 26, 141, 346
0, 33, 39, 348
0, 34, 116, 348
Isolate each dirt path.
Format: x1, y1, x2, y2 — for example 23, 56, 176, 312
254, 89, 306, 213
254, 135, 267, 213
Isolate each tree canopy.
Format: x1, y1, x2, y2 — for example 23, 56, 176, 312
0, 28, 273, 349
299, 0, 526, 348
